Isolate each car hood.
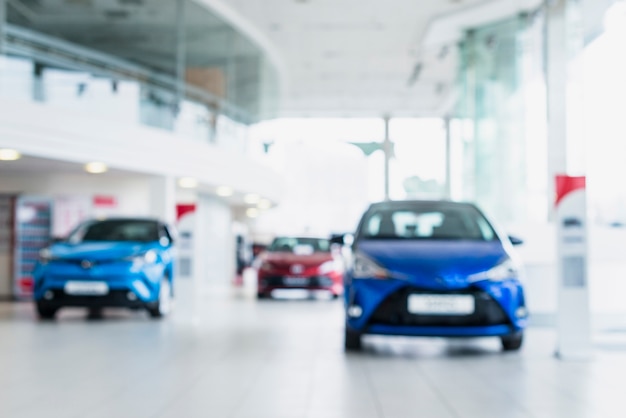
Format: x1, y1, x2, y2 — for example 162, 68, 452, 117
50, 242, 156, 261
356, 240, 508, 289
261, 252, 333, 267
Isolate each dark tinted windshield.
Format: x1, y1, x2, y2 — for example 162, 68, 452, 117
359, 204, 497, 241
68, 220, 160, 243
268, 237, 331, 253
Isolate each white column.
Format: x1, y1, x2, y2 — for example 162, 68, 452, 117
383, 115, 391, 201
546, 0, 591, 360
444, 116, 452, 200
149, 175, 176, 224
193, 194, 235, 287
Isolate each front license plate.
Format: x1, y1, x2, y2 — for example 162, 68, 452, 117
64, 281, 109, 296
283, 277, 309, 286
407, 294, 475, 315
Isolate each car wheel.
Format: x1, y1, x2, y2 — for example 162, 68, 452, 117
148, 276, 172, 319
36, 302, 58, 320
257, 292, 269, 300
344, 326, 362, 351
501, 332, 523, 351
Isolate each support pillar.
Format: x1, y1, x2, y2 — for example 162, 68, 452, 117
444, 116, 452, 200
149, 176, 176, 224
33, 62, 45, 102
546, 0, 591, 360
383, 115, 391, 201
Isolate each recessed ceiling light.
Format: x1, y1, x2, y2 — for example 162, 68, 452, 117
216, 186, 234, 197
84, 162, 108, 174
246, 208, 259, 218
178, 177, 198, 188
0, 149, 21, 161
258, 199, 272, 210
244, 194, 261, 204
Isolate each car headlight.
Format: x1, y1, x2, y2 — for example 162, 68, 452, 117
468, 258, 519, 282
319, 259, 344, 275
124, 250, 158, 267
39, 248, 58, 265
352, 252, 390, 279
259, 261, 276, 272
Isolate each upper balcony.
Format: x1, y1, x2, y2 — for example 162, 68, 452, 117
1, 0, 281, 146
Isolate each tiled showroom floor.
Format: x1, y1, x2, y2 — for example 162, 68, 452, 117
1, 286, 626, 418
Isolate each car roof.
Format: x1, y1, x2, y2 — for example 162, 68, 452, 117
367, 200, 477, 210
272, 236, 329, 240
87, 217, 163, 224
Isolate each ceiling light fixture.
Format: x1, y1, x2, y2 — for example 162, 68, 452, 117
246, 208, 259, 218
216, 186, 234, 197
258, 199, 272, 210
84, 162, 108, 174
178, 177, 199, 188
244, 194, 261, 204
0, 149, 21, 161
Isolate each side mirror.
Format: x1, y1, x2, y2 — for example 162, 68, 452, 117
330, 233, 354, 246
508, 235, 524, 246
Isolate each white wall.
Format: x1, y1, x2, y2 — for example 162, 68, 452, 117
0, 173, 153, 220
0, 99, 284, 203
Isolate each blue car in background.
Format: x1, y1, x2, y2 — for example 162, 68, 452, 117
34, 218, 175, 320
342, 200, 528, 351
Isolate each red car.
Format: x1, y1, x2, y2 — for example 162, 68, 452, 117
255, 237, 344, 299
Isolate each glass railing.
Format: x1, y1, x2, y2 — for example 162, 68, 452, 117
1, 24, 251, 151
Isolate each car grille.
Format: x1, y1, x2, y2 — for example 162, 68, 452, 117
41, 289, 145, 308
368, 287, 510, 327
263, 276, 335, 288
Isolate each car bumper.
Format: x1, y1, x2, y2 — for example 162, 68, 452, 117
364, 324, 516, 338
345, 277, 528, 337
33, 270, 163, 304
36, 288, 148, 309
258, 274, 343, 295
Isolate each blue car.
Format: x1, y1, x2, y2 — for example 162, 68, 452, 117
34, 218, 175, 320
342, 200, 528, 351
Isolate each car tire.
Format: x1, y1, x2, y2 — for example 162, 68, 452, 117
36, 302, 58, 320
257, 292, 268, 300
344, 327, 362, 351
501, 332, 523, 351
148, 276, 173, 319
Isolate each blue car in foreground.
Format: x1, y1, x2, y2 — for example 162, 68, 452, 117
34, 218, 175, 320
342, 200, 528, 351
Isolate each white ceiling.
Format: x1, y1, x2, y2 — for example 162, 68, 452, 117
220, 0, 507, 118
221, 0, 614, 118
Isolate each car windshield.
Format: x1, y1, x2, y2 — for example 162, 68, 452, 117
359, 203, 497, 241
68, 220, 160, 243
267, 237, 331, 254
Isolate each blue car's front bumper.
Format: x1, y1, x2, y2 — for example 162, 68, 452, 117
344, 277, 527, 337
33, 260, 166, 307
